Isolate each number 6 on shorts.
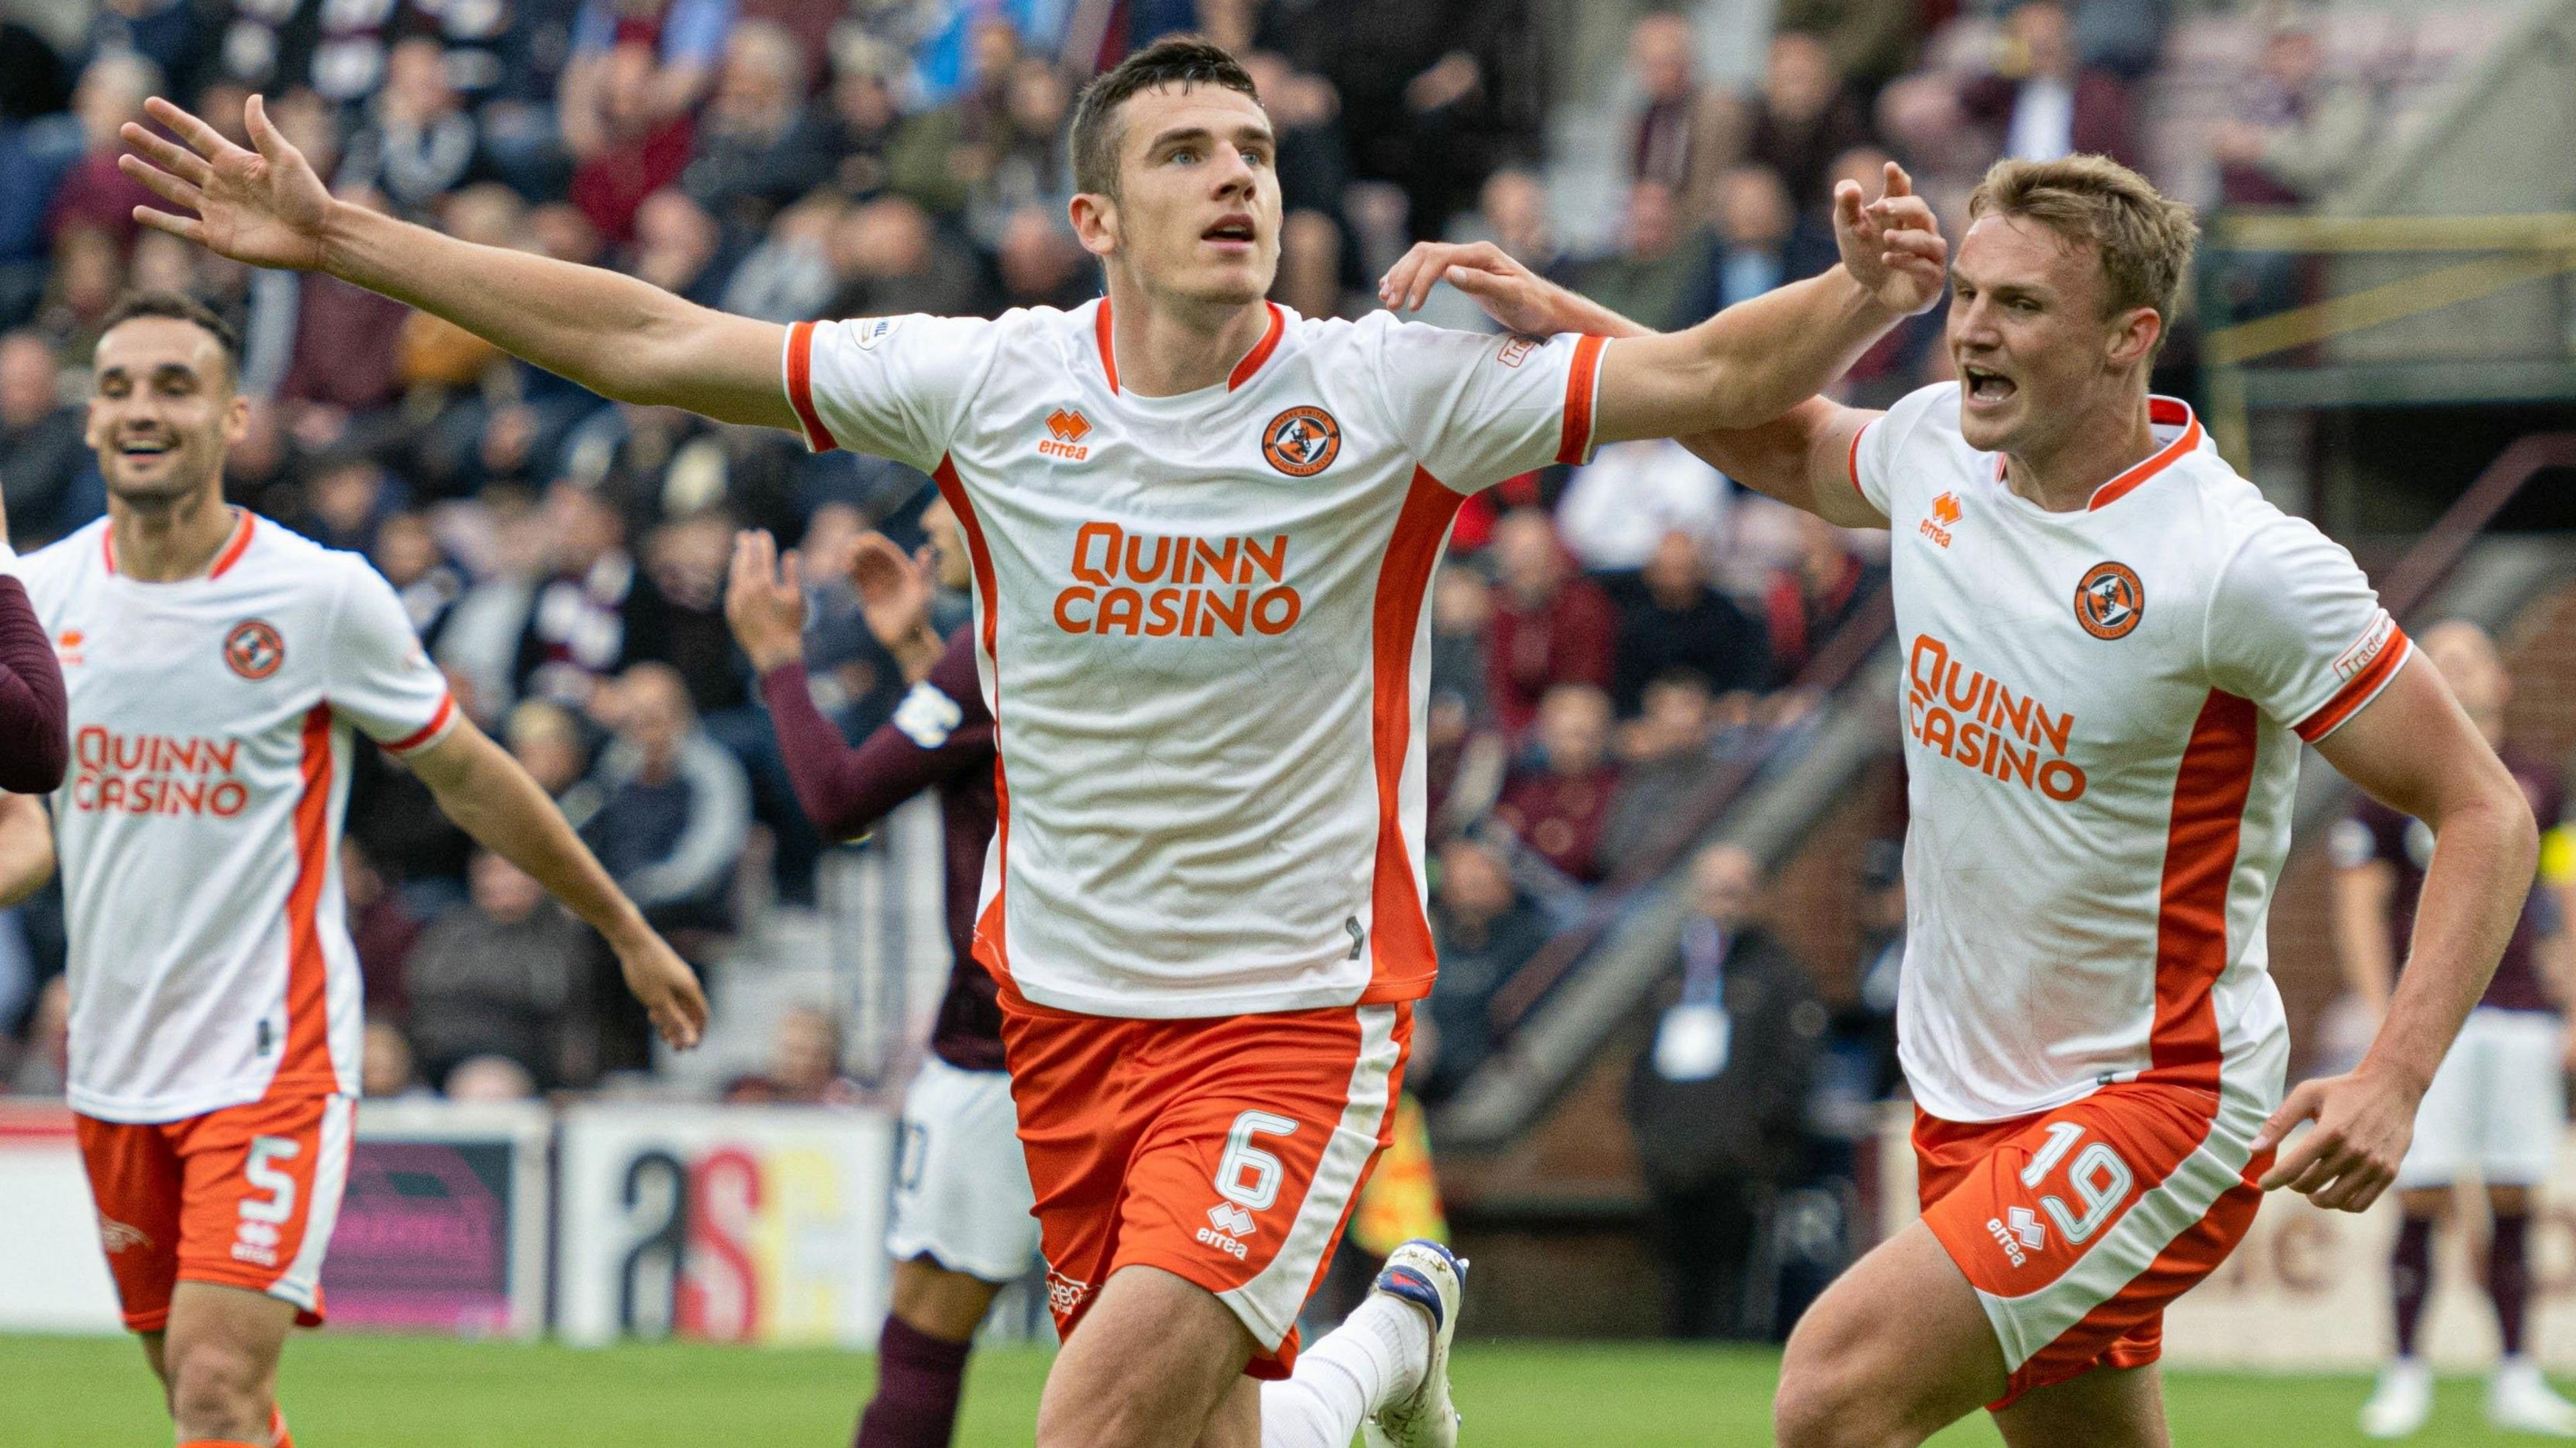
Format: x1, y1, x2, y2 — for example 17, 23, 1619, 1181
1215, 1111, 1299, 1212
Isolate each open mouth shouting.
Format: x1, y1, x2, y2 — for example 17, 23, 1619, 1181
1961, 363, 2018, 410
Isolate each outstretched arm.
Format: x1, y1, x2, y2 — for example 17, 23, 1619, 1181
406, 716, 710, 1049
1380, 162, 1941, 447
2251, 659, 2538, 1211
121, 95, 792, 429
1383, 239, 1886, 527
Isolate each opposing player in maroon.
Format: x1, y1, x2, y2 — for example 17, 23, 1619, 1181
2338, 620, 2576, 1437
727, 506, 1020, 1448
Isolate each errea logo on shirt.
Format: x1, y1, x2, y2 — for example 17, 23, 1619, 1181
1052, 521, 1304, 638
1039, 408, 1092, 462
1920, 491, 1962, 549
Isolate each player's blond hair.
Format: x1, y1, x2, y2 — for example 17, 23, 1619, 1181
1967, 155, 2199, 353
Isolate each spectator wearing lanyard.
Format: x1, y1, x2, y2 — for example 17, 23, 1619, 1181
1627, 844, 1825, 1339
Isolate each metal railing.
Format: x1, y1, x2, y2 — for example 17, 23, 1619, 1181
2198, 210, 2576, 469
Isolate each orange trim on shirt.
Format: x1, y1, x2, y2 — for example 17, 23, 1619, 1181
206, 512, 257, 579
785, 320, 839, 452
1227, 303, 1286, 391
102, 511, 258, 578
932, 455, 1012, 987
383, 693, 456, 754
276, 704, 337, 1093
1554, 335, 1607, 465
2294, 628, 2412, 743
1847, 420, 1874, 503
2146, 689, 2257, 1096
1094, 300, 1119, 394
2088, 401, 2202, 510
1359, 467, 1464, 1003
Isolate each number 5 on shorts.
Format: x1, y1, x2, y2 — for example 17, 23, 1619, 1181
1215, 1111, 1299, 1212
2018, 1121, 2133, 1245
241, 1135, 300, 1224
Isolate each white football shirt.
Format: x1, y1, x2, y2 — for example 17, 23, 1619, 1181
788, 301, 1605, 1017
21, 513, 455, 1122
1855, 384, 2407, 1122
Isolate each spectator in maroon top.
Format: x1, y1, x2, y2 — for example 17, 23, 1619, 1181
1496, 682, 1619, 885
1957, 1, 2141, 170
340, 838, 423, 1023
42, 53, 162, 254
564, 39, 699, 243
1485, 507, 1616, 738
1764, 512, 1881, 685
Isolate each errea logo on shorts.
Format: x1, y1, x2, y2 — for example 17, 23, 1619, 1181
232, 1218, 282, 1267
1199, 1202, 1257, 1261
1046, 1268, 1091, 1317
1986, 1215, 2029, 1268
97, 1214, 152, 1254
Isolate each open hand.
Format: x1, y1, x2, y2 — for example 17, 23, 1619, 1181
723, 529, 806, 673
2250, 1065, 2424, 1212
1377, 239, 1578, 336
1833, 161, 1949, 317
614, 929, 708, 1050
848, 531, 936, 649
119, 94, 335, 271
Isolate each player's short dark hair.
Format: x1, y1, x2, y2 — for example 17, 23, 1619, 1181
1068, 35, 1261, 201
97, 290, 241, 383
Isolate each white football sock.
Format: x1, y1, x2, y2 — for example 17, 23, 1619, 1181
1258, 1295, 1432, 1448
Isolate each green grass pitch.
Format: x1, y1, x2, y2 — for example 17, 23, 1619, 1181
0, 1333, 2536, 1445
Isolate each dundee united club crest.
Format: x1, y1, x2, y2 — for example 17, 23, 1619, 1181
2073, 562, 2144, 641
225, 619, 285, 679
1260, 406, 1340, 478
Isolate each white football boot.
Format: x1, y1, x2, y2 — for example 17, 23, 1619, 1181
2489, 1357, 2576, 1437
1361, 1239, 1466, 1448
2359, 1357, 2432, 1439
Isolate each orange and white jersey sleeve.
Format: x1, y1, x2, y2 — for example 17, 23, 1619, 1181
321, 556, 457, 753
1846, 383, 1948, 520
1358, 315, 1609, 490
782, 313, 999, 469
2202, 516, 2410, 744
